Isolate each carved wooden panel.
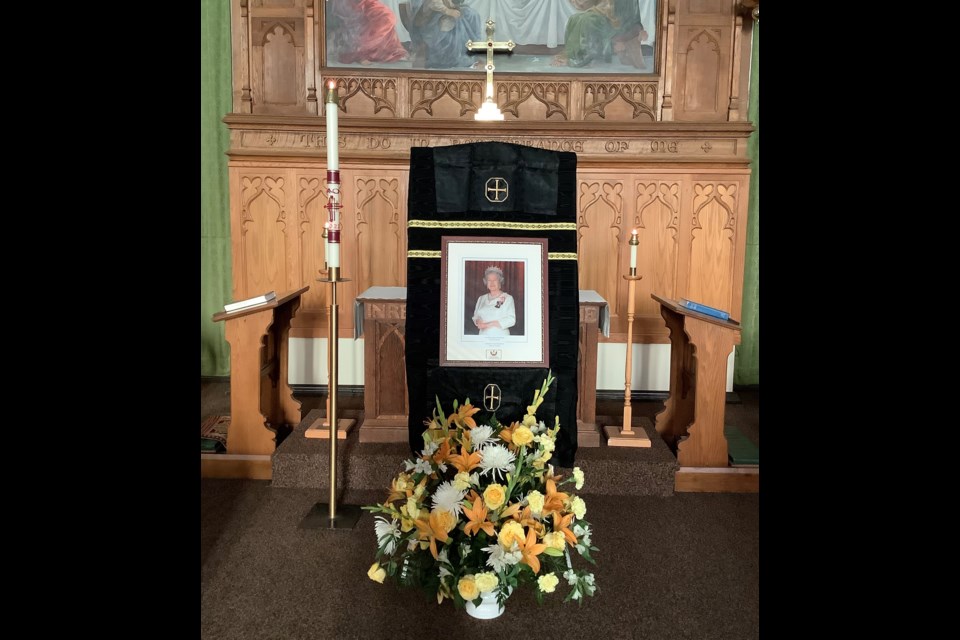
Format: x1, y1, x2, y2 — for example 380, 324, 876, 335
409, 79, 485, 119
499, 82, 570, 121
634, 181, 681, 331
352, 173, 407, 295
374, 319, 407, 417
583, 82, 658, 122
235, 174, 291, 299
251, 18, 307, 115
577, 180, 625, 329
685, 181, 738, 310
334, 76, 399, 118
294, 173, 328, 327
673, 0, 733, 122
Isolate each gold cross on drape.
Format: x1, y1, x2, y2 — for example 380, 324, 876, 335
466, 20, 515, 112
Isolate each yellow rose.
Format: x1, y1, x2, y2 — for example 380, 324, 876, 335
498, 520, 525, 549
513, 426, 534, 447
475, 572, 498, 593
458, 575, 479, 600
367, 562, 386, 583
483, 484, 506, 511
433, 508, 458, 533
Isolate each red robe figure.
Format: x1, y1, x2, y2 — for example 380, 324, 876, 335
328, 0, 409, 64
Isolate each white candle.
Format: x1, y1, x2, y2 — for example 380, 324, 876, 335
325, 82, 339, 170
629, 229, 638, 270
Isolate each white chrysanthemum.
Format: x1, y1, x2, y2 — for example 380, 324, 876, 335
478, 443, 516, 482
374, 516, 400, 554
470, 425, 495, 450
431, 480, 467, 516
483, 542, 522, 573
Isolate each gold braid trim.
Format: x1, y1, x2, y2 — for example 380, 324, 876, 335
407, 220, 577, 231
407, 250, 578, 260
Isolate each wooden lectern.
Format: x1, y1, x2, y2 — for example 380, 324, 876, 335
651, 293, 757, 493
206, 287, 308, 479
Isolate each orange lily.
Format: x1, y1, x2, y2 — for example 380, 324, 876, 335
499, 421, 520, 447
385, 474, 415, 503
511, 504, 545, 537
542, 469, 569, 516
449, 445, 482, 474
414, 510, 451, 559
462, 492, 496, 537
431, 438, 455, 469
552, 511, 577, 547
517, 526, 547, 574
450, 402, 480, 430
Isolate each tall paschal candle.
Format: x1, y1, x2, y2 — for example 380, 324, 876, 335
325, 80, 341, 268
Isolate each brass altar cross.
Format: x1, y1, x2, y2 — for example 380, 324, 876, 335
467, 20, 515, 120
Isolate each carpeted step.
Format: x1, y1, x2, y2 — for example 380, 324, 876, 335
272, 409, 677, 497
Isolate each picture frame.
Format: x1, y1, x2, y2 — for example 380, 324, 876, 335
440, 236, 549, 368
322, 0, 660, 75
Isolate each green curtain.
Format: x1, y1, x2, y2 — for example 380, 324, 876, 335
734, 22, 759, 386
200, 0, 233, 377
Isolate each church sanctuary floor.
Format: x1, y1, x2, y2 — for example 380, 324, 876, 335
201, 381, 759, 640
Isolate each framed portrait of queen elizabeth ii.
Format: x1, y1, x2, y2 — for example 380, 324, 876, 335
440, 236, 548, 368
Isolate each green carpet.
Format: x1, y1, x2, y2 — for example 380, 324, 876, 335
725, 424, 759, 467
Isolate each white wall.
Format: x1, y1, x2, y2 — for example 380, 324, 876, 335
288, 338, 735, 392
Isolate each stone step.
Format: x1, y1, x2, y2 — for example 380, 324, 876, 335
272, 409, 678, 497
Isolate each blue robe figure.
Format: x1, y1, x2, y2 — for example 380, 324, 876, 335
409, 0, 483, 69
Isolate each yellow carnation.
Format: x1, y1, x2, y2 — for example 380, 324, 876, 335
537, 572, 559, 593
526, 490, 544, 515
475, 572, 498, 593
570, 496, 586, 519
483, 484, 506, 510
573, 467, 585, 490
543, 531, 566, 551
367, 562, 386, 583
453, 472, 472, 491
498, 520, 525, 549
458, 575, 479, 600
513, 426, 534, 447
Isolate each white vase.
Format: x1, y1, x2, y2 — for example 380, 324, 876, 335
464, 588, 509, 620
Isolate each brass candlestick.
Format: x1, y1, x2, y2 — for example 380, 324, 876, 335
301, 268, 362, 530
604, 244, 652, 447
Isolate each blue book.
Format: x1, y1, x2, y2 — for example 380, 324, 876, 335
678, 298, 730, 321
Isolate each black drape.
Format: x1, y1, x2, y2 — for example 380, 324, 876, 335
405, 142, 579, 467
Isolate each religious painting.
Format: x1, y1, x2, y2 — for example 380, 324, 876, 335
440, 236, 548, 368
323, 0, 659, 74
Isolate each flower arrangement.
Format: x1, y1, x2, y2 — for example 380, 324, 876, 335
363, 371, 598, 611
